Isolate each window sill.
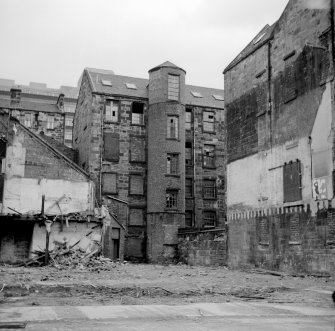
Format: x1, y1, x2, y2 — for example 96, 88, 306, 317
289, 241, 301, 245
258, 242, 269, 246
129, 193, 144, 196
283, 200, 303, 208
131, 123, 145, 127
104, 120, 120, 124
164, 208, 179, 212
166, 138, 180, 142
203, 130, 215, 134
165, 174, 180, 178
203, 166, 216, 170
203, 197, 217, 200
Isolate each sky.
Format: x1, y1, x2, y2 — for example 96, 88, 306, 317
0, 0, 289, 90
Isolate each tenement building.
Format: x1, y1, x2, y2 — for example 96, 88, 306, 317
0, 79, 78, 147
224, 0, 335, 273
73, 62, 225, 262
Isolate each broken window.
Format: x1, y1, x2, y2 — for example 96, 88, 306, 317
203, 179, 216, 199
166, 153, 179, 175
102, 173, 117, 194
103, 132, 119, 162
24, 113, 32, 128
283, 160, 302, 203
105, 100, 119, 122
65, 116, 73, 127
166, 190, 178, 209
132, 102, 144, 125
167, 116, 179, 139
130, 175, 144, 195
185, 210, 193, 227
203, 211, 216, 227
185, 108, 192, 130
64, 130, 72, 141
168, 74, 179, 101
203, 144, 215, 168
47, 115, 54, 129
203, 111, 215, 132
185, 178, 193, 197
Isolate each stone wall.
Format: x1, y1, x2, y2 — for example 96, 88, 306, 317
228, 207, 335, 274
178, 228, 227, 266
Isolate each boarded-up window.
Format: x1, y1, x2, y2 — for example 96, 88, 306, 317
203, 211, 216, 227
167, 153, 179, 175
185, 108, 192, 130
104, 132, 119, 162
203, 111, 215, 132
185, 142, 192, 166
258, 217, 269, 245
283, 54, 297, 103
203, 145, 215, 168
327, 209, 335, 243
130, 137, 145, 162
203, 179, 216, 199
105, 100, 119, 122
289, 213, 300, 244
130, 175, 144, 195
283, 160, 302, 203
102, 173, 117, 194
129, 208, 144, 226
168, 74, 179, 101
167, 116, 179, 139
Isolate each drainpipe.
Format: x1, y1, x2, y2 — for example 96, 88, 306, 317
99, 98, 104, 204
192, 109, 196, 228
267, 40, 273, 149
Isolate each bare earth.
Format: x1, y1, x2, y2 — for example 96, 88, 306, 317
0, 263, 334, 308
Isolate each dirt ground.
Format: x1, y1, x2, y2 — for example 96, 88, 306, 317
0, 263, 334, 308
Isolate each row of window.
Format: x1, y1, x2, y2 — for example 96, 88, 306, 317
22, 113, 73, 130
105, 101, 216, 134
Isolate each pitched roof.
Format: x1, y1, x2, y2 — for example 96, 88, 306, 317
86, 68, 224, 109
149, 61, 186, 73
223, 23, 276, 73
0, 98, 62, 113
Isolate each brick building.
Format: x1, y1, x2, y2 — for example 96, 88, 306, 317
224, 0, 335, 273
0, 79, 78, 147
73, 62, 225, 262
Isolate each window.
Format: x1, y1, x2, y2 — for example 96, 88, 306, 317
185, 142, 192, 166
47, 115, 54, 129
203, 111, 215, 132
203, 211, 216, 227
166, 153, 179, 175
258, 217, 269, 245
132, 102, 144, 125
129, 208, 144, 226
185, 178, 193, 197
126, 83, 137, 89
102, 173, 117, 194
101, 79, 112, 86
185, 211, 193, 227
103, 132, 119, 161
283, 160, 302, 203
64, 131, 72, 141
166, 190, 178, 209
203, 145, 215, 168
24, 113, 32, 128
64, 105, 76, 113
185, 108, 192, 130
203, 179, 216, 199
130, 175, 144, 195
65, 116, 73, 126
130, 136, 145, 162
167, 116, 179, 139
212, 94, 224, 101
168, 74, 179, 101
191, 91, 203, 98
105, 100, 119, 122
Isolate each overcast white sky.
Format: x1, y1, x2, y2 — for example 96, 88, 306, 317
0, 0, 288, 90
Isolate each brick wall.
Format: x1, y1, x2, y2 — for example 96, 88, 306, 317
178, 228, 227, 266
228, 207, 335, 274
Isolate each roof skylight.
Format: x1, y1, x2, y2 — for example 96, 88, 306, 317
126, 83, 137, 89
212, 94, 224, 101
101, 79, 112, 86
191, 91, 203, 98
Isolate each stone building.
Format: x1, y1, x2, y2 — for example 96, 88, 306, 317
73, 62, 225, 262
224, 0, 335, 273
0, 79, 78, 148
